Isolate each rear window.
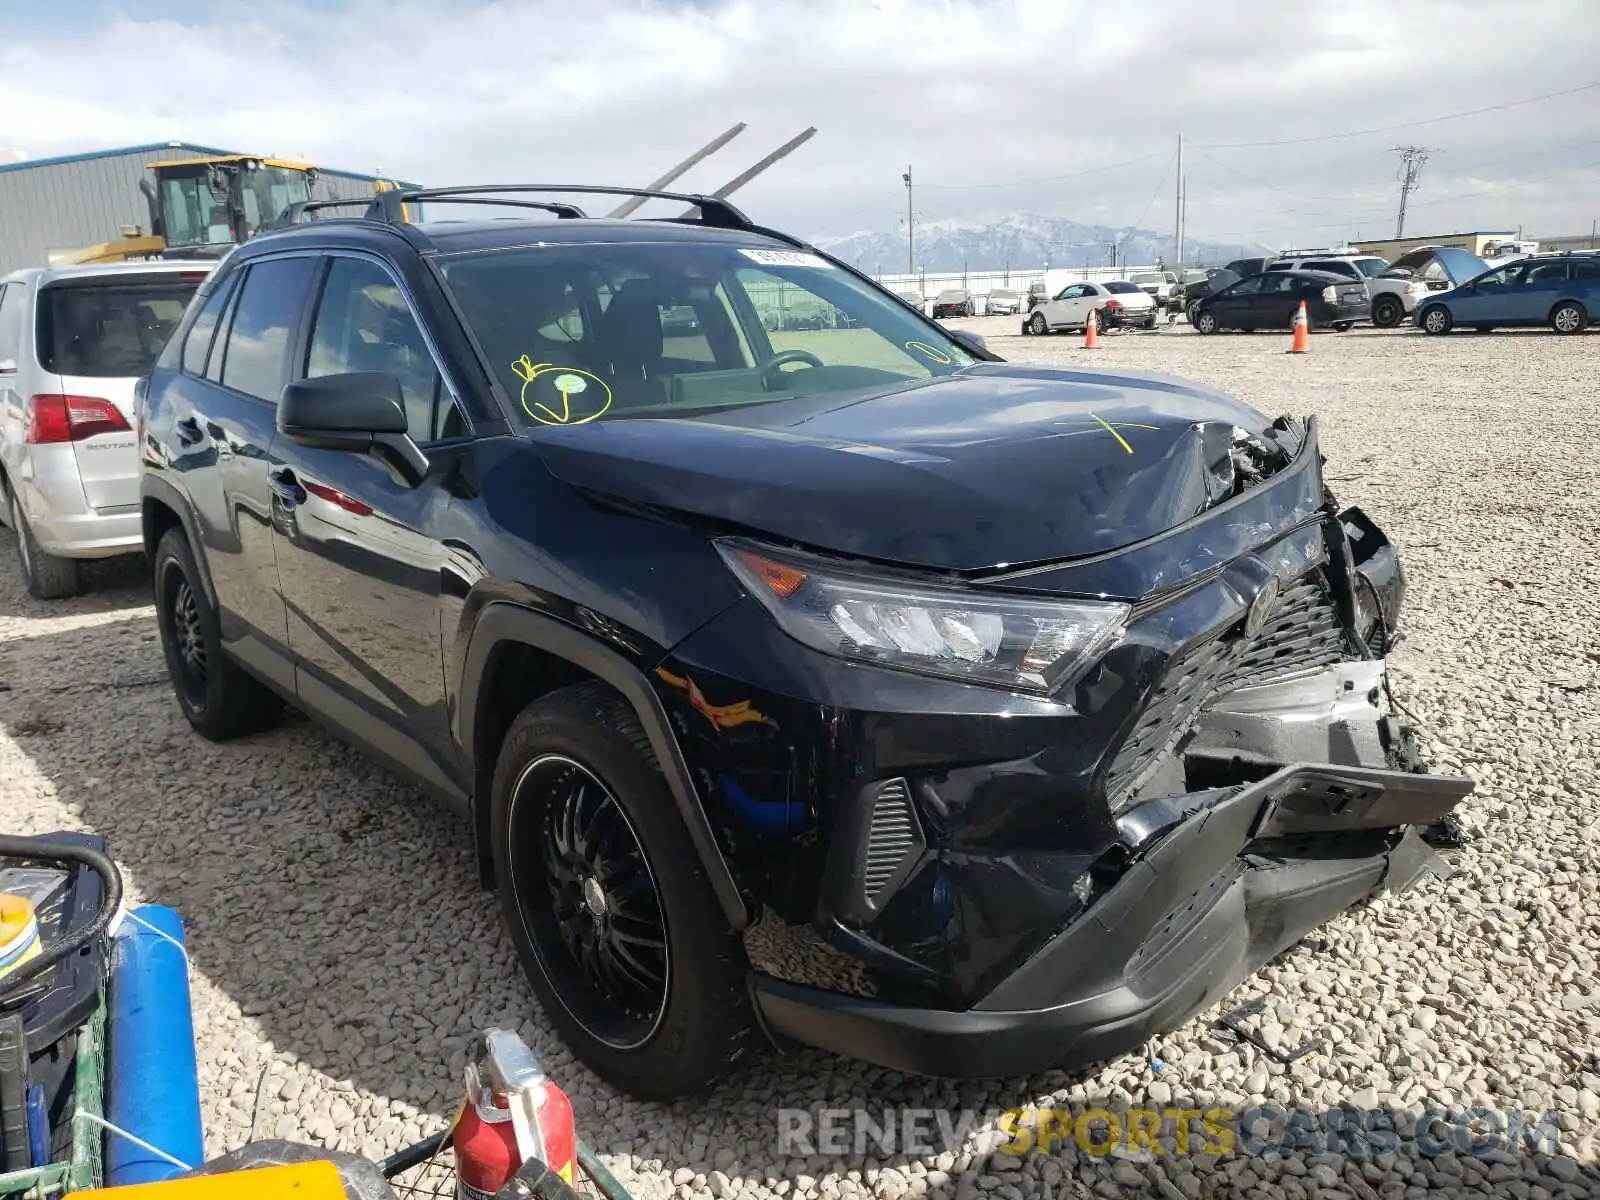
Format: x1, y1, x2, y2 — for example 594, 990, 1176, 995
38, 277, 202, 377
1104, 281, 1143, 294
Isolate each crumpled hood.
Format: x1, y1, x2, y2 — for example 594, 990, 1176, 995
528, 364, 1300, 571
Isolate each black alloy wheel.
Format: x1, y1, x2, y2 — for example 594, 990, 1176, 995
509, 754, 669, 1048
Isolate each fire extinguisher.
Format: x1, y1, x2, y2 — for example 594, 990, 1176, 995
453, 1029, 576, 1200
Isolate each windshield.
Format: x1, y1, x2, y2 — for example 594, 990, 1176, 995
1353, 257, 1389, 277
441, 242, 977, 425
160, 164, 312, 248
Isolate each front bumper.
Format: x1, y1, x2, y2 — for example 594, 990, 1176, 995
753, 761, 1468, 1076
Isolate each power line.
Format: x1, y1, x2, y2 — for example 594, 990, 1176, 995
1195, 80, 1600, 149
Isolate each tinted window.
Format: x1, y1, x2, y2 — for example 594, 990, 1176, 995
1104, 281, 1143, 294
1226, 276, 1266, 295
306, 257, 459, 441
183, 279, 233, 376
1265, 274, 1303, 293
219, 257, 316, 401
36, 278, 200, 377
1523, 262, 1569, 284
1573, 259, 1600, 281
1304, 261, 1356, 278
0, 283, 23, 360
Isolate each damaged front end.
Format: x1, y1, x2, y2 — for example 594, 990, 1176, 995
722, 413, 1474, 1077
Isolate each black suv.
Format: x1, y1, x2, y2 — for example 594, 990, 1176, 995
137, 185, 1471, 1099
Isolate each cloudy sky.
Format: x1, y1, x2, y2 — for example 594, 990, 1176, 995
4, 0, 1599, 248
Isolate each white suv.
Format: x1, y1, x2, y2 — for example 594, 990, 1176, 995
0, 262, 209, 597
1268, 250, 1389, 283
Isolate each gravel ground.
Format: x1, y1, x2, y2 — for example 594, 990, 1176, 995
6, 321, 1600, 1198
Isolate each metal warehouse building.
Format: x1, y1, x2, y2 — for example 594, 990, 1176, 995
0, 141, 415, 275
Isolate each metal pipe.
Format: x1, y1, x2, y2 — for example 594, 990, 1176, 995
607, 122, 748, 217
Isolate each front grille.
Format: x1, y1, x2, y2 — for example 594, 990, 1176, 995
862, 778, 921, 907
1215, 575, 1348, 692
1104, 572, 1352, 806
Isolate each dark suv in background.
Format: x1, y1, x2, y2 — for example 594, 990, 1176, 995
138, 185, 1471, 1099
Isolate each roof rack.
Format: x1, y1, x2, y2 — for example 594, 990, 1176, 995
268, 185, 758, 232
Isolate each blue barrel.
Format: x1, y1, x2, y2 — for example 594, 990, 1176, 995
106, 905, 203, 1185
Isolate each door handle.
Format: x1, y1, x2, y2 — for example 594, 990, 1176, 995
175, 417, 203, 446
268, 467, 307, 509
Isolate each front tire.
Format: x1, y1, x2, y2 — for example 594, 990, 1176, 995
1550, 301, 1587, 335
9, 488, 79, 600
1419, 305, 1453, 335
1371, 295, 1404, 328
1029, 311, 1049, 336
153, 527, 281, 740
490, 682, 758, 1099
1194, 310, 1219, 335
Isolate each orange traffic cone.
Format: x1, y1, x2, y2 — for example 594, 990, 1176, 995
1083, 308, 1100, 349
1287, 301, 1310, 353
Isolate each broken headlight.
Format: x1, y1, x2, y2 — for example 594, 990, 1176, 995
718, 539, 1127, 698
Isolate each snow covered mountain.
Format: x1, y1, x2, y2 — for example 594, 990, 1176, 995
811, 212, 1259, 273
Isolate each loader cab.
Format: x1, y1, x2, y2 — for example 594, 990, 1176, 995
144, 156, 318, 256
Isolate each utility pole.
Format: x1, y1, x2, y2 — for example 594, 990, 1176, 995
1392, 146, 1432, 238
1174, 134, 1183, 267
902, 166, 915, 274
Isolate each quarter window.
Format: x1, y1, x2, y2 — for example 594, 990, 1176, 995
219, 257, 317, 401
183, 280, 234, 376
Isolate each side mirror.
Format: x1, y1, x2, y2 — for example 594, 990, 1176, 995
278, 372, 428, 486
948, 329, 989, 356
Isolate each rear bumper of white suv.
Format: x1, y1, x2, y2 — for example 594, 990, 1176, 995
11, 449, 142, 559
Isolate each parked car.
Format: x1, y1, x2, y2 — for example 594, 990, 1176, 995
139, 185, 1468, 1100
893, 289, 925, 313
1268, 251, 1389, 282
1414, 252, 1600, 335
931, 288, 975, 319
1181, 268, 1241, 325
1026, 280, 1158, 334
1128, 270, 1179, 308
0, 261, 210, 598
1191, 269, 1366, 334
985, 287, 1022, 315
1222, 256, 1275, 278
1365, 246, 1487, 328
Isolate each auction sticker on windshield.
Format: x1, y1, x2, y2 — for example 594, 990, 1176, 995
739, 249, 834, 269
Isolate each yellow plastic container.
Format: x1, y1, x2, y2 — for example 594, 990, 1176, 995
0, 892, 42, 981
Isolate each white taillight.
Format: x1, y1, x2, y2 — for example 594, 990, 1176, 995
1322, 286, 1337, 303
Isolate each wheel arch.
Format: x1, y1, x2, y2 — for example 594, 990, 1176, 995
141, 476, 219, 611
1549, 296, 1589, 325
459, 602, 750, 931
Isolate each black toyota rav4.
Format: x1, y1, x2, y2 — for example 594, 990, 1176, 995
137, 185, 1471, 1099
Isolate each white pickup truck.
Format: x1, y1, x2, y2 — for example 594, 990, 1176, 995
1365, 246, 1489, 328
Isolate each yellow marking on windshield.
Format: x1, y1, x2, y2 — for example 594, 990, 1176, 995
510, 355, 613, 426
1089, 412, 1135, 454
904, 341, 954, 365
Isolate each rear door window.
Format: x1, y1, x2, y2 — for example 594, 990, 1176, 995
218, 257, 318, 401
37, 277, 202, 377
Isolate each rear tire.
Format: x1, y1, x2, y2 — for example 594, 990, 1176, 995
9, 488, 79, 601
1550, 301, 1587, 335
490, 681, 759, 1099
1371, 295, 1404, 328
153, 527, 281, 740
1333, 321, 1354, 332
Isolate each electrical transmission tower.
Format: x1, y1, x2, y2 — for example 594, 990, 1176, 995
1392, 146, 1433, 238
